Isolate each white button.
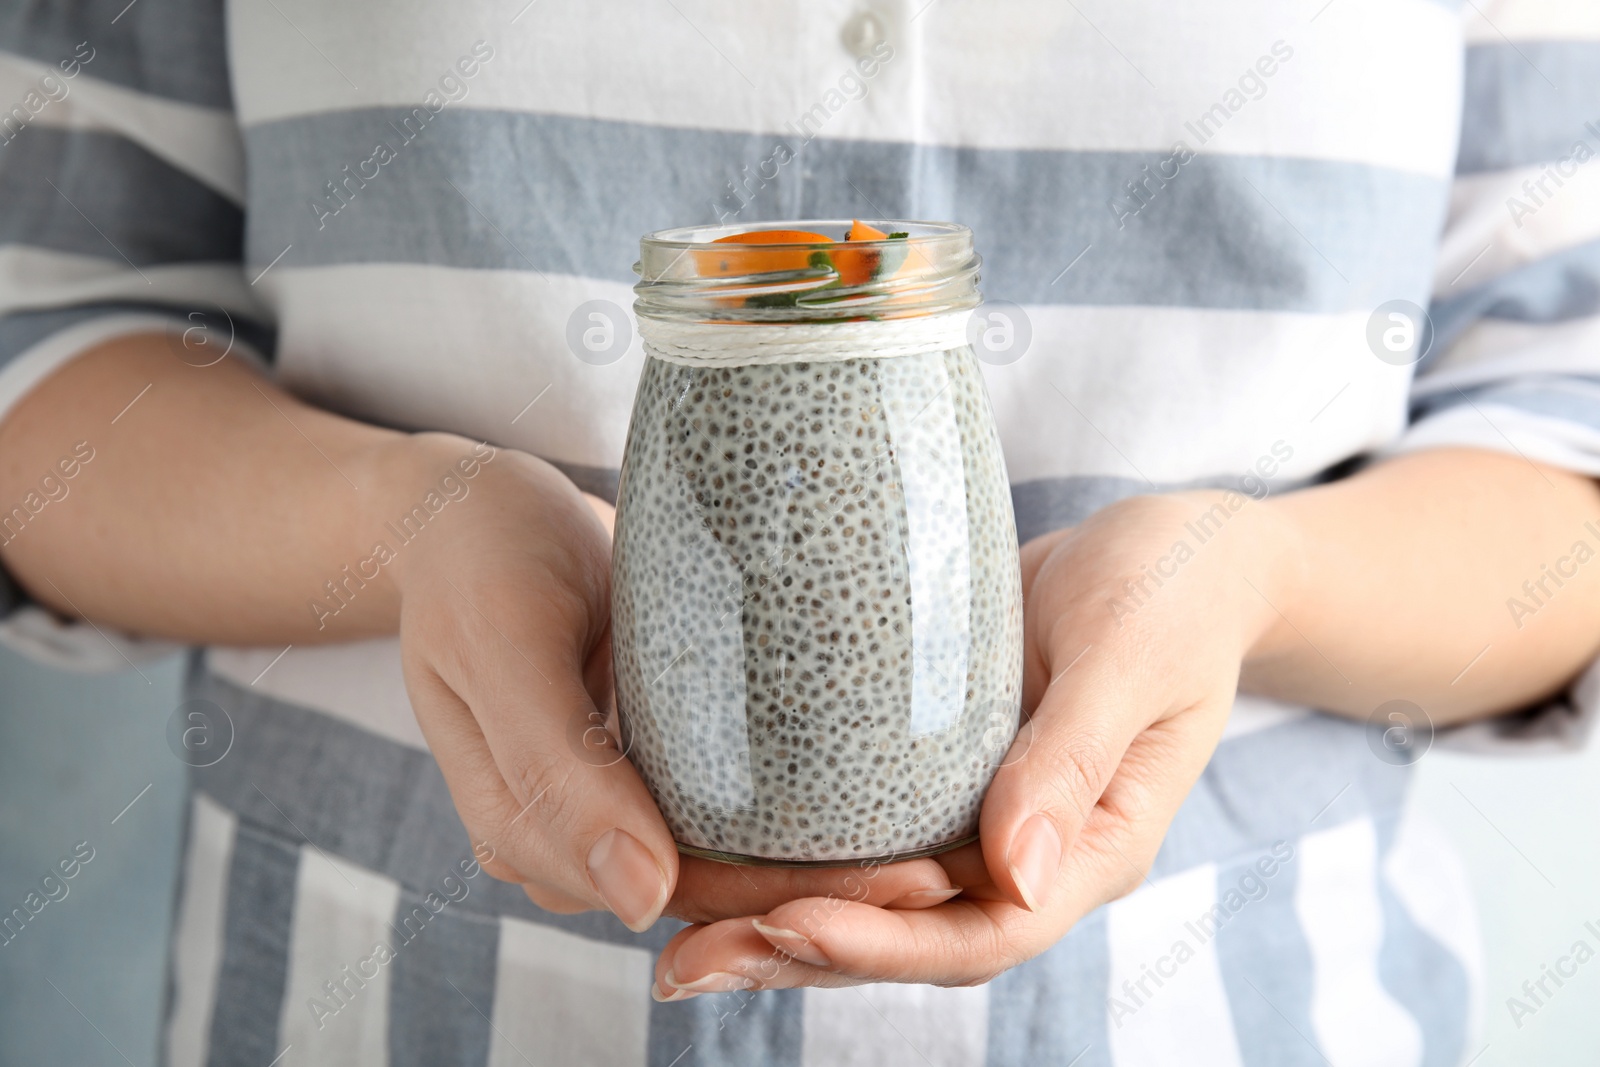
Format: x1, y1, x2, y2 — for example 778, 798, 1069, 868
840, 9, 887, 59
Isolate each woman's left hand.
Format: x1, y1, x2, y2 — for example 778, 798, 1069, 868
650, 490, 1297, 998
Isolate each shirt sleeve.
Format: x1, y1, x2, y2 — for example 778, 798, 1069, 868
1403, 1, 1600, 753
0, 0, 268, 669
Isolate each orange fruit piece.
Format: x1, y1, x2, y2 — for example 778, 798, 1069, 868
832, 219, 893, 286
697, 229, 835, 277
693, 222, 907, 291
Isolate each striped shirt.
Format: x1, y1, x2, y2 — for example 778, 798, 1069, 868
2, 0, 1598, 1064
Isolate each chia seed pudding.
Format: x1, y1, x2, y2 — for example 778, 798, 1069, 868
613, 348, 1022, 864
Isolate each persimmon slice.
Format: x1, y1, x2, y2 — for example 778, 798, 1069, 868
694, 222, 909, 290
697, 229, 835, 277
830, 219, 893, 285
717, 229, 837, 244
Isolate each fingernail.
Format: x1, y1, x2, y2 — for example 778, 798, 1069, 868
885, 886, 962, 910
652, 983, 697, 1003
1006, 814, 1061, 912
665, 969, 755, 994
752, 921, 831, 967
587, 828, 668, 932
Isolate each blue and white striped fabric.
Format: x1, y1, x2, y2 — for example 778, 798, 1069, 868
1402, 6, 1600, 476
3, 0, 1598, 1063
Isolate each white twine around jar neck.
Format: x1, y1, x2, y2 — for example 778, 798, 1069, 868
637, 311, 971, 367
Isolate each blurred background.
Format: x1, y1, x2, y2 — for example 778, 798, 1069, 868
2, 644, 1597, 1065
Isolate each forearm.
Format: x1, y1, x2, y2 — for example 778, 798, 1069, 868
1241, 447, 1600, 724
0, 334, 467, 644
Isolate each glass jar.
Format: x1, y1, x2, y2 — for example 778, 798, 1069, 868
612, 220, 1022, 866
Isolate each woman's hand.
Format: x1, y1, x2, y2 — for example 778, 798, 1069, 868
386, 435, 958, 930
649, 490, 1297, 995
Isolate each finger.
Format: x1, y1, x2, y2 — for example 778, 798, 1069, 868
667, 855, 960, 925
655, 917, 844, 998
651, 924, 708, 1002
580, 491, 616, 537
759, 899, 1012, 985
978, 654, 1155, 915
1086, 711, 1229, 884
1019, 526, 1073, 593
668, 898, 1038, 991
403, 610, 678, 932
580, 620, 615, 727
989, 645, 1239, 914
1019, 532, 1076, 711
931, 841, 1003, 899
401, 662, 524, 879
522, 882, 594, 915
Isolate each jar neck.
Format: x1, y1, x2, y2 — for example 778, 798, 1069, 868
633, 220, 981, 327
635, 311, 972, 367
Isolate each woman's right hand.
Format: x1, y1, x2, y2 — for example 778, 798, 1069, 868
385, 434, 956, 930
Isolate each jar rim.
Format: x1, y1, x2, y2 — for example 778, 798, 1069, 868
637, 218, 971, 250
633, 218, 981, 325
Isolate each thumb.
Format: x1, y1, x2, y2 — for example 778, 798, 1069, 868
978, 655, 1145, 913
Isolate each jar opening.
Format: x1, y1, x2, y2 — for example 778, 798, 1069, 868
634, 219, 981, 325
